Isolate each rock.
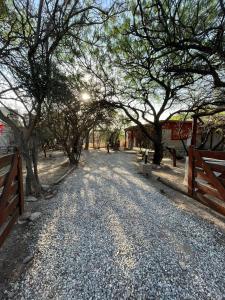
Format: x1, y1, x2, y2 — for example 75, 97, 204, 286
45, 193, 55, 199
29, 212, 42, 221
25, 196, 38, 202
18, 219, 27, 225
23, 255, 34, 264
4, 291, 14, 298
160, 189, 166, 195
42, 184, 50, 191
19, 212, 31, 221
42, 184, 50, 189
179, 261, 188, 271
152, 164, 162, 170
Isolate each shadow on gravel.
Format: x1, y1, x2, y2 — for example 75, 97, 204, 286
1, 150, 225, 299
0, 185, 68, 297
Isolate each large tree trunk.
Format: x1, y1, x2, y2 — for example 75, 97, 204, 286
64, 143, 79, 165
16, 133, 42, 196
23, 148, 42, 196
72, 137, 82, 163
68, 152, 77, 165
152, 123, 163, 165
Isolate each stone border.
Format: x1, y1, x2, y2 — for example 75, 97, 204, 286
53, 164, 78, 186
51, 157, 86, 186
156, 176, 189, 196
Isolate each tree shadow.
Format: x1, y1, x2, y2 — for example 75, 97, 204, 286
1, 151, 225, 298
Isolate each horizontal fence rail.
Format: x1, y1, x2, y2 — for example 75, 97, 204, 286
0, 150, 24, 247
188, 146, 225, 216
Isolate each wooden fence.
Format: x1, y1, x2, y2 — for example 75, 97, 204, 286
0, 150, 24, 247
188, 146, 225, 216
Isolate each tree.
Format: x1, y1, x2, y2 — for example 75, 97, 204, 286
44, 72, 116, 164
134, 0, 225, 114
79, 3, 206, 164
196, 113, 225, 150
93, 113, 131, 149
0, 0, 116, 195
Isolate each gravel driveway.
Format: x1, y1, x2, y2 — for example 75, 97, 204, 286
7, 150, 225, 299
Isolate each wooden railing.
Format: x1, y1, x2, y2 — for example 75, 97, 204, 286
188, 146, 225, 216
0, 150, 24, 247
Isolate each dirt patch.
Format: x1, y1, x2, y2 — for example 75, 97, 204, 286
137, 152, 187, 193
22, 151, 70, 186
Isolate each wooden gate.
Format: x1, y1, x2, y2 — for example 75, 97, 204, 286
0, 151, 24, 247
188, 145, 225, 216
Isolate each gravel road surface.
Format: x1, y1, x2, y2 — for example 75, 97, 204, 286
6, 150, 225, 299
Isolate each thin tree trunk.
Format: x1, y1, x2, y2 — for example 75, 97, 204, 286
92, 129, 95, 149
43, 146, 47, 158
212, 136, 224, 150
84, 132, 89, 150
32, 146, 40, 184
25, 164, 32, 196
72, 138, 82, 164
198, 128, 212, 150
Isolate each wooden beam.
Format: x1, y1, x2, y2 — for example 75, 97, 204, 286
194, 192, 225, 217
188, 145, 194, 196
0, 208, 19, 247
18, 153, 24, 215
195, 150, 225, 200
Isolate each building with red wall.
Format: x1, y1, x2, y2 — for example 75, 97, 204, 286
125, 120, 193, 156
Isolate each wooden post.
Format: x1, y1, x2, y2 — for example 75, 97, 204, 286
124, 130, 127, 149
17, 151, 24, 215
131, 130, 134, 149
92, 128, 95, 149
144, 150, 148, 164
188, 145, 194, 196
172, 149, 176, 167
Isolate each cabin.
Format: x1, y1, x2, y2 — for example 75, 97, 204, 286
124, 120, 193, 156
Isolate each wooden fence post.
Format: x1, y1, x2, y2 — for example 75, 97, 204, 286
17, 151, 24, 215
124, 130, 127, 149
188, 145, 194, 196
172, 149, 176, 167
144, 150, 148, 164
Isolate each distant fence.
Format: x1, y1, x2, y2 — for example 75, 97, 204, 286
188, 146, 225, 216
0, 150, 24, 247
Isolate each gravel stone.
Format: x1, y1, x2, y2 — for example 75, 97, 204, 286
25, 196, 38, 202
19, 212, 31, 221
23, 255, 34, 264
29, 212, 42, 221
7, 151, 225, 299
17, 219, 28, 225
42, 184, 50, 190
